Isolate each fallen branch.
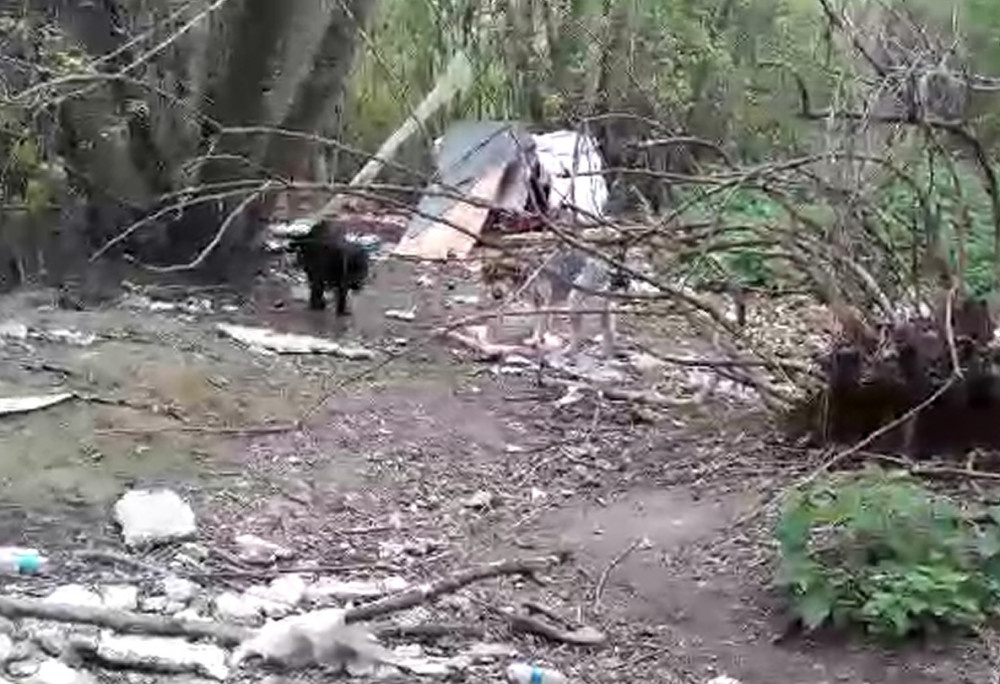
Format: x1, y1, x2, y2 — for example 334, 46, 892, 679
0, 596, 252, 646
344, 555, 564, 623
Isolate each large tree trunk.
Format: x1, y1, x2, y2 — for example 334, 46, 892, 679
20, 0, 374, 281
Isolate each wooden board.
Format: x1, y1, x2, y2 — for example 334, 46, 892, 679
393, 166, 506, 260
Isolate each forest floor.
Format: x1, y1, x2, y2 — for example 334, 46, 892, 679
0, 219, 993, 684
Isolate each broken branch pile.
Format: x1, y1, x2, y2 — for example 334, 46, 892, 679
785, 296, 1000, 457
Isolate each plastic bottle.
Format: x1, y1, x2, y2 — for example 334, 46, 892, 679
0, 548, 47, 575
506, 662, 568, 684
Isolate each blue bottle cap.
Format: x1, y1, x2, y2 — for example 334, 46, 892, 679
16, 553, 42, 574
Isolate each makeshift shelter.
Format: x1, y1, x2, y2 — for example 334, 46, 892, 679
393, 121, 543, 260
533, 130, 608, 224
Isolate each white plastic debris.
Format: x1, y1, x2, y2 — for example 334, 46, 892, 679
230, 607, 394, 672
44, 585, 103, 609
217, 323, 375, 360
42, 329, 96, 347
268, 219, 315, 238
705, 677, 742, 684
0, 393, 73, 417
305, 575, 409, 603
385, 308, 417, 321
162, 575, 198, 604
533, 130, 608, 222
507, 662, 568, 684
99, 585, 139, 611
114, 489, 196, 547
463, 642, 518, 662
461, 490, 495, 509
0, 321, 28, 340
234, 534, 294, 565
214, 592, 261, 625
139, 596, 169, 613
0, 633, 14, 662
94, 633, 229, 680
26, 659, 96, 684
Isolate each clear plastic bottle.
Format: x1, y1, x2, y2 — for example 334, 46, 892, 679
506, 662, 568, 684
0, 548, 47, 575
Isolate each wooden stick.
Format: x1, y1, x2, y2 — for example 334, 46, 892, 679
344, 555, 563, 623
0, 596, 252, 646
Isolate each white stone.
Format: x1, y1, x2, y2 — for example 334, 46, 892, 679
44, 585, 102, 609
114, 489, 196, 547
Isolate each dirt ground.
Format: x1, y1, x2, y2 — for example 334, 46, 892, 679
0, 238, 994, 684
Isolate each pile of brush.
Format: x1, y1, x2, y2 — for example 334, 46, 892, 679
787, 292, 1000, 457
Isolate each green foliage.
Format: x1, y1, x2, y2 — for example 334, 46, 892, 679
877, 155, 997, 298
776, 469, 1000, 638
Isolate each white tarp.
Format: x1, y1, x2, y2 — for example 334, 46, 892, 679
533, 130, 608, 224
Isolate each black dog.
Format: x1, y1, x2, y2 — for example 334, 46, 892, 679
289, 220, 370, 315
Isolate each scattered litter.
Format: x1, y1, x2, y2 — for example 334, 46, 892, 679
305, 575, 409, 602
139, 596, 169, 614
40, 329, 96, 347
114, 489, 197, 547
0, 633, 13, 662
90, 633, 229, 680
507, 662, 567, 684
217, 323, 375, 360
461, 490, 495, 509
230, 607, 395, 672
378, 538, 441, 560
530, 488, 547, 502
0, 393, 73, 417
449, 294, 480, 305
268, 218, 316, 237
416, 274, 435, 288
44, 585, 103, 609
0, 547, 46, 575
0, 321, 28, 340
463, 642, 518, 662
99, 585, 138, 611
705, 677, 742, 684
234, 534, 294, 565
162, 575, 198, 604
554, 385, 585, 408
385, 308, 417, 321
24, 659, 96, 684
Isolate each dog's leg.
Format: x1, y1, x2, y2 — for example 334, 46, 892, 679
307, 277, 326, 311
565, 288, 585, 355
333, 287, 350, 316
599, 297, 615, 358
525, 285, 549, 347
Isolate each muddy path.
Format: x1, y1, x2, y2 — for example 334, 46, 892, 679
0, 247, 991, 684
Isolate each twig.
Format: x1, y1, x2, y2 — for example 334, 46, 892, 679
343, 555, 563, 623
592, 538, 643, 611
141, 183, 273, 272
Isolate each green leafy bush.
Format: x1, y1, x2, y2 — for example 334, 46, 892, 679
776, 468, 1000, 638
